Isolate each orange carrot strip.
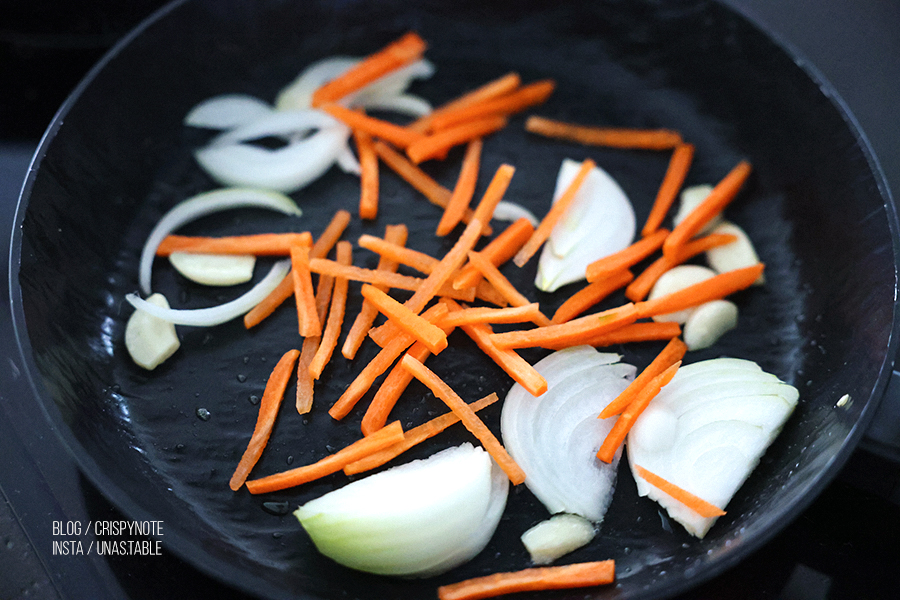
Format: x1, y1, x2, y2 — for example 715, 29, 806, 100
360, 284, 449, 354
409, 72, 522, 133
229, 348, 300, 491
290, 244, 321, 337
551, 269, 634, 324
489, 303, 639, 350
625, 232, 738, 302
351, 393, 499, 473
440, 303, 545, 327
641, 143, 696, 237
438, 560, 616, 600
466, 250, 551, 326
546, 321, 681, 350
354, 128, 379, 219
453, 217, 534, 290
308, 258, 476, 302
408, 116, 505, 164
525, 115, 683, 150
308, 241, 352, 379
513, 158, 595, 267
456, 316, 547, 397
634, 465, 727, 518
634, 263, 764, 319
438, 138, 482, 235
662, 160, 753, 258
599, 337, 687, 418
584, 228, 669, 283
296, 260, 337, 414
245, 421, 405, 494
311, 32, 427, 107
310, 209, 352, 260
243, 273, 294, 329
342, 224, 408, 360
157, 232, 312, 256
428, 80, 556, 132
400, 355, 526, 484
596, 361, 681, 463
321, 103, 424, 149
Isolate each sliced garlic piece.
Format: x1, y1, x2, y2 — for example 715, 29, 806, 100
521, 513, 596, 565
682, 299, 738, 350
705, 221, 764, 284
125, 293, 180, 370
647, 264, 717, 323
169, 252, 256, 286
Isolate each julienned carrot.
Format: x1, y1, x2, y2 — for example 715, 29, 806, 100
354, 128, 379, 219
585, 227, 669, 283
311, 31, 427, 107
439, 303, 545, 327
596, 361, 681, 463
489, 303, 639, 350
466, 250, 551, 326
296, 258, 337, 413
437, 560, 616, 600
551, 269, 634, 324
308, 258, 476, 302
453, 217, 535, 290
642, 143, 695, 237
329, 303, 449, 420
543, 321, 681, 350
229, 348, 300, 491
662, 160, 753, 258
428, 79, 556, 132
634, 465, 727, 518
513, 158, 595, 268
310, 209, 352, 260
625, 232, 738, 302
360, 284, 449, 354
290, 244, 321, 337
245, 421, 405, 495
599, 337, 687, 419
409, 71, 521, 133
308, 241, 352, 379
351, 393, 499, 474
400, 354, 526, 484
634, 263, 764, 319
342, 224, 408, 360
407, 116, 507, 164
156, 232, 313, 256
525, 114, 683, 150
321, 103, 424, 149
438, 138, 483, 236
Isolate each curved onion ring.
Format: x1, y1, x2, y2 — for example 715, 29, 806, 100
127, 259, 290, 326
184, 93, 274, 129
208, 108, 344, 147
493, 200, 539, 227
138, 187, 301, 294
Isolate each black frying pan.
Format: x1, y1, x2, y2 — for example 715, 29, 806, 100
9, 0, 899, 598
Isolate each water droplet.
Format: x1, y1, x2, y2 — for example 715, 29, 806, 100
243, 356, 251, 364
272, 532, 283, 539
262, 501, 291, 516
248, 395, 260, 405
237, 374, 247, 383
196, 408, 211, 421
286, 455, 294, 465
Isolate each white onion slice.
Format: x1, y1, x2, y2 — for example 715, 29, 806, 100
275, 56, 361, 111
138, 187, 301, 294
184, 93, 274, 130
361, 93, 433, 117
348, 58, 435, 108
126, 259, 290, 326
207, 109, 344, 147
335, 143, 362, 175
168, 252, 256, 286
493, 201, 539, 227
501, 346, 635, 522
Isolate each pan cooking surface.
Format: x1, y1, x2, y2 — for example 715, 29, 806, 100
11, 1, 898, 598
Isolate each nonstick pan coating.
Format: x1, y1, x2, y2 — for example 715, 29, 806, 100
10, 0, 899, 598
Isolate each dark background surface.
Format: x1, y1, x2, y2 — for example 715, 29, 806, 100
2, 1, 899, 598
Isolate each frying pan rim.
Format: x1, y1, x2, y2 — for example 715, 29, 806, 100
7, 0, 900, 598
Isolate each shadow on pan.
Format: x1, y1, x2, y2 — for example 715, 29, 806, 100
9, 0, 899, 598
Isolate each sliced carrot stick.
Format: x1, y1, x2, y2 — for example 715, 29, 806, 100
662, 160, 753, 258
439, 303, 545, 327
229, 348, 300, 491
634, 263, 764, 319
625, 232, 738, 302
525, 115, 683, 150
342, 224, 408, 360
634, 465, 727, 518
400, 355, 526, 484
407, 116, 506, 164
321, 103, 424, 149
642, 143, 695, 237
437, 138, 483, 236
513, 158, 595, 268
466, 250, 551, 326
551, 269, 634, 324
157, 232, 312, 256
599, 337, 687, 418
310, 209, 353, 260
354, 128, 379, 219
360, 284, 449, 354
308, 241, 352, 379
296, 259, 337, 414
311, 31, 427, 107
351, 393, 499, 473
245, 421, 405, 494
596, 361, 681, 463
308, 258, 476, 302
437, 560, 616, 600
584, 227, 669, 283
428, 80, 555, 132
547, 321, 681, 349
409, 71, 522, 133
290, 244, 321, 337
489, 303, 639, 350
453, 217, 534, 290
